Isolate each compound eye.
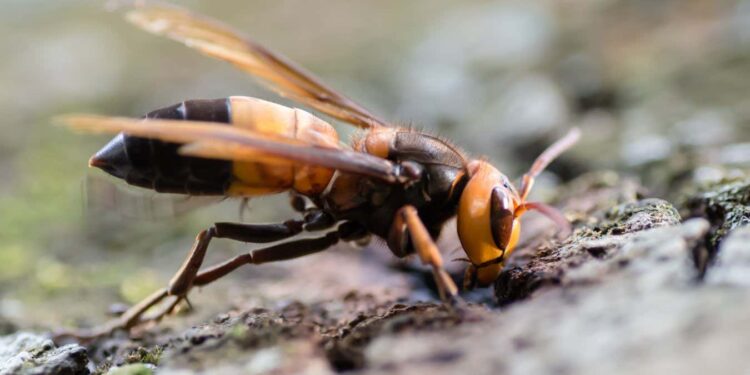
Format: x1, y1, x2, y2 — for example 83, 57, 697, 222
490, 186, 514, 250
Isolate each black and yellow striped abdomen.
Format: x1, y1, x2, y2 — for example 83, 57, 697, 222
89, 97, 340, 197
90, 98, 234, 195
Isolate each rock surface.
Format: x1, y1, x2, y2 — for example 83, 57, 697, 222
495, 196, 682, 304
2, 173, 744, 374
0, 333, 88, 375
364, 218, 750, 375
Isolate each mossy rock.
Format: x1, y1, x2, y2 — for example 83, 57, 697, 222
681, 178, 750, 249
572, 198, 681, 239
496, 198, 681, 304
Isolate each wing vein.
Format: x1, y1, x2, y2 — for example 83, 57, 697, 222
124, 3, 388, 129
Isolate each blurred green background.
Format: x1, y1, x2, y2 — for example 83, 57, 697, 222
0, 0, 748, 330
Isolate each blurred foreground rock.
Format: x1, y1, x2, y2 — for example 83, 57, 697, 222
4, 173, 750, 374
0, 333, 88, 375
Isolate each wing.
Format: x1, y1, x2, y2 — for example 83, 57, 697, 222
123, 2, 388, 129
58, 114, 407, 183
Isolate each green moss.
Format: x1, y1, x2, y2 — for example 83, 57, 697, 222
106, 363, 154, 375
229, 318, 286, 349
124, 346, 163, 365
228, 323, 250, 340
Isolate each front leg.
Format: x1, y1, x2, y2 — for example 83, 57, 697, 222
461, 256, 506, 291
391, 205, 464, 306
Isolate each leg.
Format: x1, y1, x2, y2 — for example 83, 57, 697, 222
147, 231, 340, 328
463, 264, 478, 291
519, 127, 580, 201
191, 231, 340, 287
190, 221, 365, 288
88, 220, 308, 338
396, 205, 463, 306
57, 229, 342, 341
168, 219, 306, 296
169, 210, 335, 296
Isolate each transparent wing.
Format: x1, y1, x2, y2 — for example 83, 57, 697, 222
124, 2, 388, 129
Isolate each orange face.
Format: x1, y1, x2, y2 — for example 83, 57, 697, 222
456, 160, 522, 287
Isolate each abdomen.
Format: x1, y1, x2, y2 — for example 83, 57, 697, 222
90, 96, 339, 197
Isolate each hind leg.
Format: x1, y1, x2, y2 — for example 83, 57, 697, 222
55, 216, 341, 341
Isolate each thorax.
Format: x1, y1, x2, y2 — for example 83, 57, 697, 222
322, 128, 468, 242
